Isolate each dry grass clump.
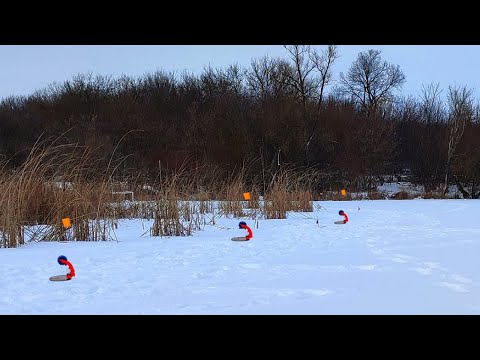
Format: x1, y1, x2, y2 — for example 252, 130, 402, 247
390, 190, 413, 200
150, 167, 204, 237
0, 132, 133, 247
423, 190, 446, 199
367, 191, 385, 200
263, 170, 290, 219
217, 171, 246, 218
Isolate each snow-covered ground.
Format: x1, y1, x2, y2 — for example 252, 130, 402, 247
1, 199, 479, 314
373, 182, 459, 199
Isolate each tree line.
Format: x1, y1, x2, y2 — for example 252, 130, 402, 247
0, 45, 479, 198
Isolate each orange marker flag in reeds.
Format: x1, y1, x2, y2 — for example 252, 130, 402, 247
62, 217, 71, 229
341, 189, 347, 196
243, 192, 251, 201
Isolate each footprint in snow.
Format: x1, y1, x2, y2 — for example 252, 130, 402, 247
439, 282, 469, 293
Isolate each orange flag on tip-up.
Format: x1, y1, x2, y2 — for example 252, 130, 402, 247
243, 192, 251, 200
62, 218, 71, 229
341, 189, 347, 196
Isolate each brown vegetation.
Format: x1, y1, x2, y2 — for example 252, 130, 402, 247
1, 46, 479, 247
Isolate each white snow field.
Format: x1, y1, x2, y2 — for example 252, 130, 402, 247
1, 199, 479, 315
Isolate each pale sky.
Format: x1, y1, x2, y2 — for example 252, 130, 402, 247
1, 45, 479, 101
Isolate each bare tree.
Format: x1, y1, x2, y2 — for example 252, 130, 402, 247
306, 45, 339, 161
419, 83, 444, 127
415, 83, 446, 191
246, 56, 289, 100
282, 45, 317, 118
443, 85, 474, 195
450, 103, 480, 199
282, 45, 339, 166
475, 101, 480, 124
338, 49, 406, 119
245, 56, 293, 175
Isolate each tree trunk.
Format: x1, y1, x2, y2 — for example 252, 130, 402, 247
453, 175, 470, 198
472, 181, 479, 199
443, 161, 450, 196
